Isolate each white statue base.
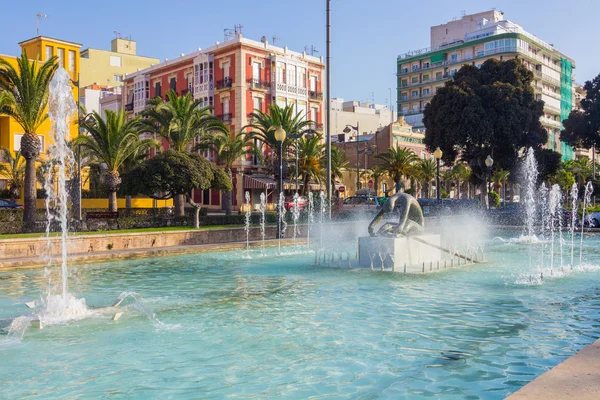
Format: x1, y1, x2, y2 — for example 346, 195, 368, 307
359, 234, 448, 273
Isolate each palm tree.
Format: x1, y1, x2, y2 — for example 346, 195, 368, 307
0, 147, 25, 202
492, 169, 510, 205
294, 134, 324, 195
76, 110, 152, 212
565, 159, 592, 187
141, 89, 223, 215
196, 130, 254, 214
328, 146, 349, 195
246, 105, 314, 153
368, 165, 387, 196
375, 146, 418, 193
0, 52, 57, 229
452, 163, 471, 199
417, 158, 436, 198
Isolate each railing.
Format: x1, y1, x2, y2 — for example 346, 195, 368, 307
216, 77, 232, 89
246, 78, 271, 90
218, 113, 232, 122
543, 104, 560, 114
309, 90, 323, 100
540, 117, 562, 128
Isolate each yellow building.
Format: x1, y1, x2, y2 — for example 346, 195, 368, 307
79, 38, 159, 88
0, 36, 81, 180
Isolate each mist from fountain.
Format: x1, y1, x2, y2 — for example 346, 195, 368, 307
307, 192, 314, 251
548, 184, 561, 272
244, 191, 251, 253
538, 183, 548, 269
580, 181, 594, 265
319, 191, 326, 249
292, 192, 300, 247
259, 192, 266, 255
523, 147, 539, 242
570, 183, 578, 266
277, 192, 287, 254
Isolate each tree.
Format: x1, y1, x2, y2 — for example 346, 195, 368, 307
492, 169, 510, 204
124, 150, 231, 228
0, 52, 58, 229
534, 147, 562, 182
550, 169, 576, 192
564, 158, 592, 186
561, 73, 600, 149
423, 59, 546, 206
452, 163, 471, 199
196, 130, 254, 214
416, 158, 436, 198
141, 89, 224, 216
294, 134, 324, 195
375, 146, 417, 193
368, 165, 387, 196
76, 110, 152, 212
0, 147, 25, 202
327, 146, 349, 195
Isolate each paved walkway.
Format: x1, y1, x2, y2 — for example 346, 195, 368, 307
507, 338, 600, 399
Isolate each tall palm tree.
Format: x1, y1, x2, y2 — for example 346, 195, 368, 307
76, 110, 152, 212
327, 146, 349, 195
246, 105, 314, 152
417, 158, 436, 198
375, 146, 418, 193
141, 89, 223, 215
368, 165, 387, 196
196, 130, 254, 214
294, 134, 324, 195
0, 52, 58, 228
452, 163, 471, 199
0, 147, 25, 202
492, 169, 510, 205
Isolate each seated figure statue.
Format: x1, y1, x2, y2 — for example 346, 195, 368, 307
368, 193, 424, 237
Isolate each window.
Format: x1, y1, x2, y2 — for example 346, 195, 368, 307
222, 62, 230, 79
186, 73, 193, 91
423, 88, 430, 96
401, 106, 408, 114
310, 76, 317, 91
287, 65, 296, 86
170, 77, 176, 91
311, 106, 318, 122
222, 97, 230, 115
450, 69, 457, 76
114, 74, 123, 82
298, 67, 306, 88
155, 82, 161, 98
252, 62, 261, 81
411, 90, 418, 98
423, 74, 430, 82
423, 62, 430, 68
57, 48, 64, 67
451, 54, 458, 62
253, 96, 262, 113
412, 65, 419, 71
68, 50, 76, 72
277, 62, 286, 83
401, 92, 408, 101
401, 79, 408, 87
110, 55, 122, 67
435, 71, 442, 80
411, 76, 418, 84
45, 46, 52, 61
401, 67, 408, 74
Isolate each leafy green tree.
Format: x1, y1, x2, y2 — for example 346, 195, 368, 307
368, 165, 387, 196
327, 146, 349, 195
0, 52, 57, 229
0, 147, 25, 202
561, 73, 600, 149
423, 59, 547, 204
124, 150, 231, 228
416, 158, 436, 198
196, 130, 254, 214
564, 158, 593, 186
534, 147, 562, 182
375, 146, 417, 193
550, 169, 576, 192
293, 134, 324, 195
76, 110, 153, 212
451, 163, 471, 199
141, 89, 224, 216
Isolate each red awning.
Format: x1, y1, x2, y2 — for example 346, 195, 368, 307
244, 175, 276, 190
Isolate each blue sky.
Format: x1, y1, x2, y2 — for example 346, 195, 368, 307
1, 0, 598, 109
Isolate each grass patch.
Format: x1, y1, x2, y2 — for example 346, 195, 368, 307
0, 225, 246, 240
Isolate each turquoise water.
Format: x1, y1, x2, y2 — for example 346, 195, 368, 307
1, 233, 600, 399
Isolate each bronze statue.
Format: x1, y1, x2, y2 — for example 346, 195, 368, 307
368, 193, 424, 237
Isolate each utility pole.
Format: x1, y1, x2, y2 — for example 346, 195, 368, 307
36, 13, 47, 36
326, 0, 332, 217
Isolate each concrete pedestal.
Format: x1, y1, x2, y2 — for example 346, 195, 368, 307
358, 234, 442, 273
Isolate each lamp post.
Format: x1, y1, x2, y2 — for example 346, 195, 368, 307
274, 126, 286, 238
343, 123, 359, 193
434, 147, 443, 201
485, 155, 494, 209
358, 146, 375, 193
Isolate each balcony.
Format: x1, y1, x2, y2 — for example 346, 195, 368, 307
541, 116, 562, 128
124, 103, 133, 112
218, 113, 232, 123
216, 77, 233, 90
309, 90, 323, 101
247, 78, 270, 90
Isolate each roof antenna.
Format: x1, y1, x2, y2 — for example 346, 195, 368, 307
36, 13, 46, 36
113, 30, 121, 39
272, 35, 279, 45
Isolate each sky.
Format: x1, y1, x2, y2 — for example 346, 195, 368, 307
1, 0, 598, 109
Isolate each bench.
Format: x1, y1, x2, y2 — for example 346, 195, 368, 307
86, 212, 119, 220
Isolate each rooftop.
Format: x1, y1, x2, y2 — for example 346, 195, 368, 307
18, 35, 81, 48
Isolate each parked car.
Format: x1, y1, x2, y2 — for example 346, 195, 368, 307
284, 196, 307, 211
0, 199, 23, 209
342, 195, 381, 212
586, 211, 600, 228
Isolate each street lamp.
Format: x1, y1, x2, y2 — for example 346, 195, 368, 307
434, 147, 443, 201
359, 145, 375, 193
485, 155, 494, 208
274, 126, 286, 238
343, 123, 359, 192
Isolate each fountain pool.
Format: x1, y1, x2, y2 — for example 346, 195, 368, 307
2, 230, 600, 399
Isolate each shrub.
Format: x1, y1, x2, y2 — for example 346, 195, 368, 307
488, 190, 501, 208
